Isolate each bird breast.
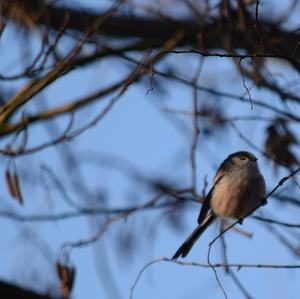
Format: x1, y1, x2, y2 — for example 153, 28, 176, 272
210, 167, 266, 219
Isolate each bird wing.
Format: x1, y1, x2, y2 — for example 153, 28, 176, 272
197, 172, 224, 224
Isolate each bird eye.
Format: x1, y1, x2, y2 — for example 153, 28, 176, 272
240, 156, 247, 161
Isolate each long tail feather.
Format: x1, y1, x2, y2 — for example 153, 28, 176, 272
172, 215, 215, 260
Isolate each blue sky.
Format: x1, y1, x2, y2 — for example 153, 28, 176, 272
1, 1, 300, 299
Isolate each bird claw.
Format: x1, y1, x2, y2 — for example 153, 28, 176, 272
238, 218, 244, 225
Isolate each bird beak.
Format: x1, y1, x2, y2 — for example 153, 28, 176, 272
253, 157, 258, 162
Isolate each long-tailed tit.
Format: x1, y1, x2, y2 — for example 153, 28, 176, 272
172, 151, 266, 260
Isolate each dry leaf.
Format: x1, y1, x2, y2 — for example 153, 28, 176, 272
56, 261, 76, 299
5, 170, 16, 198
12, 172, 23, 205
264, 121, 298, 169
5, 169, 23, 205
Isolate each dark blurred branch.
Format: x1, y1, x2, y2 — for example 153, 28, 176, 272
0, 281, 58, 299
2, 0, 300, 62
0, 22, 184, 142
252, 215, 300, 228
114, 52, 300, 121
0, 58, 72, 125
2, 0, 300, 141
0, 193, 193, 223
0, 69, 139, 137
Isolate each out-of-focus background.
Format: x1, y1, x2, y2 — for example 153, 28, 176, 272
1, 1, 300, 298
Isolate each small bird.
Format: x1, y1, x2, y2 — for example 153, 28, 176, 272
172, 151, 266, 260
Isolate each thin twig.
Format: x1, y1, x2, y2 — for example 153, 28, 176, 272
190, 59, 203, 192
130, 257, 300, 299
239, 57, 253, 109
